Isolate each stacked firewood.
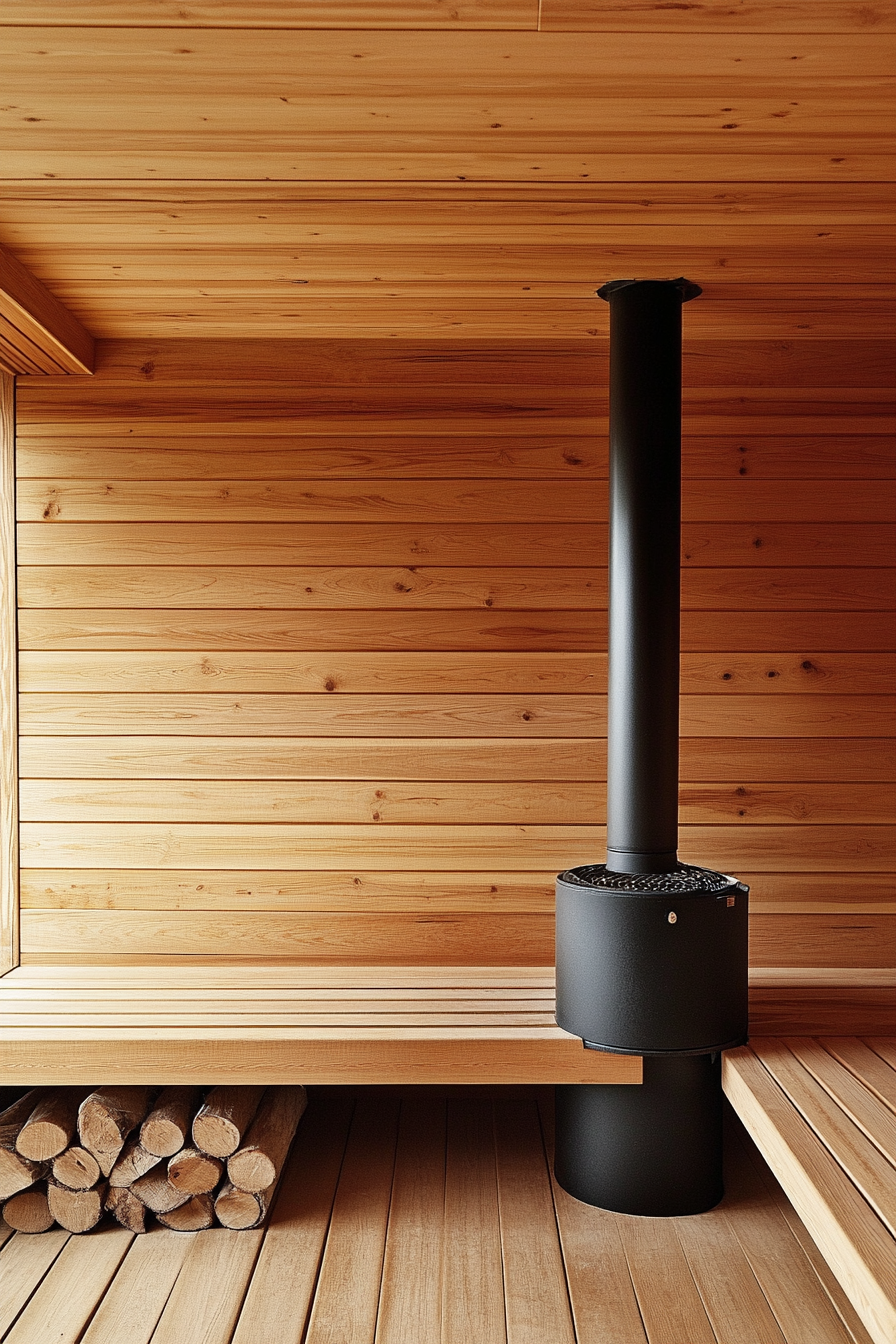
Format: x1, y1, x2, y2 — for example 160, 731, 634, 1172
0, 1084, 307, 1234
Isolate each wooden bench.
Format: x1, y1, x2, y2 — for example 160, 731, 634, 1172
0, 965, 640, 1087
723, 1037, 896, 1344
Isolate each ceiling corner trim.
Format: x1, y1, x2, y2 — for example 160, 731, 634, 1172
0, 244, 95, 376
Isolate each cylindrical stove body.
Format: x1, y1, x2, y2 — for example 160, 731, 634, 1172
554, 279, 749, 1216
555, 867, 749, 1055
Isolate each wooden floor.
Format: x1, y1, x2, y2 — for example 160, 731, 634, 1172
0, 1087, 875, 1344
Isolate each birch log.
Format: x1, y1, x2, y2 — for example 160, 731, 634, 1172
140, 1086, 201, 1158
227, 1087, 307, 1193
105, 1184, 148, 1233
16, 1089, 85, 1162
52, 1146, 101, 1191
109, 1135, 161, 1187
167, 1147, 222, 1195
47, 1179, 108, 1233
2, 1184, 55, 1233
0, 1091, 48, 1199
192, 1086, 265, 1158
157, 1192, 215, 1231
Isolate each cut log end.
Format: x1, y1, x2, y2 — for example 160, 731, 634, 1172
78, 1087, 155, 1157
140, 1087, 201, 1159
226, 1086, 307, 1194
157, 1192, 214, 1232
214, 1181, 268, 1231
15, 1089, 84, 1162
167, 1147, 223, 1196
47, 1180, 107, 1234
192, 1086, 265, 1159
52, 1146, 101, 1191
2, 1186, 55, 1234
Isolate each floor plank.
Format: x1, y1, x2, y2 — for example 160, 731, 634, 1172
231, 1089, 355, 1344
303, 1088, 399, 1344
493, 1091, 575, 1344
375, 1089, 445, 1344
0, 1227, 71, 1337
441, 1088, 506, 1344
540, 1093, 647, 1344
79, 1227, 194, 1344
723, 1117, 860, 1344
2, 1224, 132, 1344
615, 1214, 717, 1344
0, 1085, 872, 1344
674, 1207, 787, 1344
150, 1226, 265, 1344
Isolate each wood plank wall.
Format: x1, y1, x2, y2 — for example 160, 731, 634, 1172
12, 338, 895, 967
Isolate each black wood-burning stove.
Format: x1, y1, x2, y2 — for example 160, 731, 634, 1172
554, 278, 750, 1217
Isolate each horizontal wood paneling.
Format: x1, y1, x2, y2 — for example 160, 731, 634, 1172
17, 651, 894, 694
17, 338, 896, 384
15, 565, 892, 610
17, 610, 896, 651
19, 822, 895, 870
15, 910, 896, 966
12, 434, 896, 480
18, 780, 894, 826
16, 693, 895, 736
0, 2, 542, 27
15, 477, 896, 522
15, 339, 893, 977
17, 736, 894, 781
12, 0, 894, 32
539, 0, 896, 33
16, 522, 895, 567
18, 870, 896, 914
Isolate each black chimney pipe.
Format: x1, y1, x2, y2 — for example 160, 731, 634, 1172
553, 279, 749, 1217
605, 278, 695, 873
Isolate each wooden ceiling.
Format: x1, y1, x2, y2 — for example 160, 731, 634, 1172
0, 1, 893, 346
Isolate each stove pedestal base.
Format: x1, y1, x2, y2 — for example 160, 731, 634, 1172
554, 1053, 723, 1217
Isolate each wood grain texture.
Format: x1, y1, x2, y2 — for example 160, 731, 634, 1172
0, 1226, 132, 1344
16, 521, 893, 568
15, 869, 896, 916
16, 736, 894, 782
22, 476, 894, 524
0, 374, 17, 972
374, 1090, 446, 1344
12, 431, 896, 480
0, 245, 94, 376
724, 1044, 896, 1344
0, 2, 540, 29
14, 650, 894, 695
230, 1089, 354, 1344
14, 909, 895, 965
15, 692, 896, 738
15, 563, 892, 610
18, 608, 896, 651
18, 779, 894, 826
540, 0, 896, 31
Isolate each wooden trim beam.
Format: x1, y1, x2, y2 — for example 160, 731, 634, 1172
0, 245, 94, 376
0, 372, 18, 972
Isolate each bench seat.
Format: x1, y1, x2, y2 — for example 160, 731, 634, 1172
0, 965, 641, 1087
723, 1037, 896, 1344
